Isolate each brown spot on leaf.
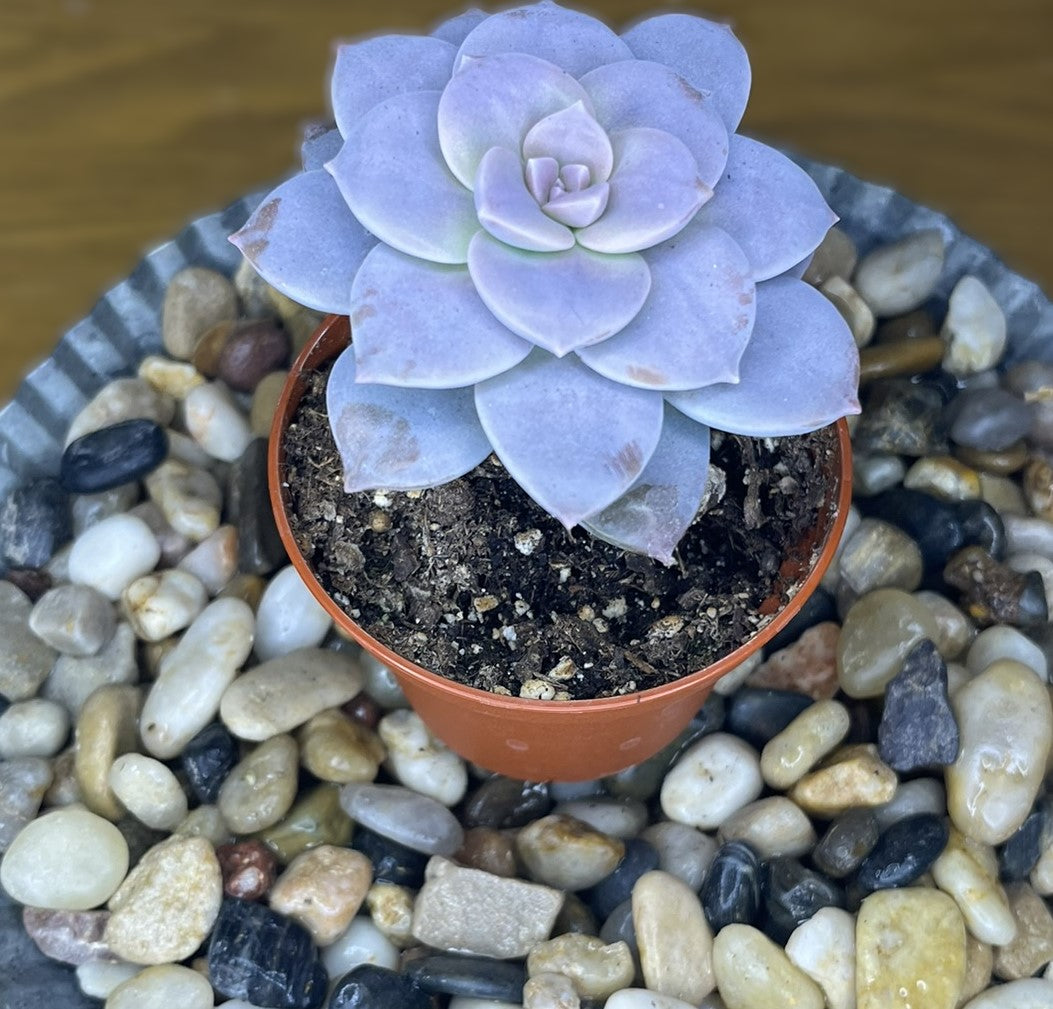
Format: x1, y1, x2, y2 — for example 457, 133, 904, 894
608, 440, 644, 481
626, 365, 668, 387
738, 291, 754, 306
335, 403, 420, 491
237, 197, 280, 260
351, 304, 376, 328
678, 77, 705, 104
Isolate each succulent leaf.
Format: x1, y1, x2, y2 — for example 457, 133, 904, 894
667, 277, 861, 436
474, 147, 575, 252
430, 8, 488, 45
454, 0, 632, 77
577, 226, 754, 390
584, 404, 711, 564
621, 13, 751, 133
475, 349, 664, 528
229, 170, 375, 316
575, 127, 708, 254
543, 181, 610, 228
693, 135, 838, 281
331, 35, 457, 137
300, 125, 343, 172
580, 59, 729, 189
327, 347, 491, 492
349, 245, 532, 388
328, 90, 478, 265
522, 101, 614, 183
467, 232, 651, 356
437, 52, 591, 190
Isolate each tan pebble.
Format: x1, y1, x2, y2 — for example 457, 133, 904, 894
174, 804, 232, 847
747, 622, 841, 699
217, 572, 267, 610
858, 335, 946, 384
74, 685, 142, 821
217, 734, 299, 834
788, 744, 897, 817
65, 378, 175, 447
251, 370, 289, 438
365, 882, 415, 948
717, 796, 817, 859
104, 836, 222, 965
527, 933, 635, 1001
960, 933, 994, 1006
144, 459, 222, 543
821, 275, 876, 347
855, 887, 965, 1009
105, 962, 213, 1009
632, 870, 715, 1003
137, 356, 204, 400
190, 320, 234, 376
761, 699, 851, 791
121, 569, 207, 642
162, 267, 237, 361
43, 747, 82, 807
993, 883, 1053, 980
803, 226, 858, 286
913, 590, 976, 661
941, 275, 1007, 378
980, 471, 1028, 517
932, 828, 1016, 946
455, 826, 518, 877
269, 845, 372, 946
411, 856, 564, 959
524, 973, 580, 1009
904, 455, 982, 501
712, 923, 824, 1009
299, 708, 386, 784
516, 814, 625, 890
107, 753, 188, 831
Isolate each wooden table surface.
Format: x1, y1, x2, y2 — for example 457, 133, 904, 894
1, 0, 1051, 401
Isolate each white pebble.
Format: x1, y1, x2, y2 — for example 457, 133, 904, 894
639, 822, 717, 892
0, 807, 128, 909
959, 978, 1053, 1008
108, 753, 189, 830
718, 797, 817, 859
873, 777, 946, 829
942, 275, 1007, 377
122, 568, 208, 642
360, 652, 409, 710
0, 698, 70, 759
933, 828, 1016, 946
29, 583, 116, 656
853, 228, 945, 317
553, 797, 649, 839
145, 459, 223, 543
44, 622, 138, 715
660, 734, 763, 830
177, 524, 238, 595
184, 381, 253, 462
76, 960, 142, 1000
606, 991, 698, 1009
68, 514, 161, 600
821, 276, 875, 347
966, 625, 1048, 682
379, 709, 467, 806
105, 962, 213, 1009
254, 565, 333, 661
139, 597, 255, 759
1005, 515, 1053, 560
322, 916, 399, 980
784, 907, 856, 1009
65, 377, 174, 447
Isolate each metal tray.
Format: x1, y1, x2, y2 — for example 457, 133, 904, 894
1, 160, 1051, 1007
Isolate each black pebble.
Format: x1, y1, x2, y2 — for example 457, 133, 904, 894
59, 419, 168, 493
208, 898, 325, 1009
180, 722, 239, 805
582, 837, 660, 920
462, 776, 551, 829
0, 478, 70, 569
761, 857, 846, 944
877, 639, 959, 773
957, 500, 1006, 560
812, 809, 881, 879
329, 965, 431, 1009
700, 840, 762, 932
856, 814, 950, 891
999, 803, 1049, 882
403, 953, 526, 1002
229, 438, 287, 575
726, 689, 813, 750
351, 824, 431, 890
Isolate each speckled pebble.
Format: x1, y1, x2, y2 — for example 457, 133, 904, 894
788, 744, 898, 818
527, 933, 635, 1001
932, 828, 1017, 946
993, 882, 1053, 981
747, 622, 841, 700
379, 709, 467, 807
838, 517, 924, 594
217, 734, 299, 835
660, 733, 762, 830
21, 906, 114, 966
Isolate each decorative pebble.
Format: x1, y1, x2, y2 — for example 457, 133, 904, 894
217, 839, 278, 900
0, 807, 128, 909
632, 869, 715, 1004
962, 934, 995, 1006
515, 813, 625, 891
1004, 514, 1053, 559
215, 318, 290, 391
144, 458, 223, 543
660, 733, 762, 830
339, 783, 464, 856
803, 226, 858, 286
180, 721, 239, 805
1000, 804, 1047, 883
217, 734, 299, 835
184, 381, 254, 464
365, 881, 415, 948
175, 803, 232, 847
857, 813, 949, 891
858, 335, 946, 385
947, 659, 1052, 844
121, 568, 207, 642
207, 897, 326, 1009
253, 564, 332, 661
0, 698, 70, 758
0, 581, 60, 701
748, 622, 840, 700
784, 907, 856, 1009
584, 838, 660, 920
527, 934, 635, 1001
941, 275, 1007, 377
75, 960, 142, 1000
162, 267, 238, 361
379, 709, 467, 806
821, 275, 876, 346
299, 707, 386, 784
0, 756, 52, 851
945, 546, 1049, 627
712, 923, 824, 1009
760, 699, 850, 790
913, 590, 975, 660
67, 513, 160, 601
321, 916, 399, 981
330, 964, 431, 1009
105, 963, 214, 1009
932, 828, 1017, 946
74, 683, 142, 820
967, 624, 1048, 680
638, 821, 717, 892
959, 979, 1053, 1008
463, 776, 552, 829
993, 882, 1053, 980
855, 888, 966, 1009
760, 856, 845, 944
137, 354, 204, 399
876, 638, 959, 772
29, 583, 115, 656
104, 835, 222, 965
269, 844, 372, 946
904, 454, 982, 501
250, 370, 289, 438
789, 744, 898, 818
65, 378, 175, 447
60, 419, 168, 494
812, 808, 880, 879
873, 777, 947, 828
127, 499, 191, 567
523, 972, 580, 1009
404, 952, 526, 1002
724, 689, 813, 749
717, 797, 817, 859
456, 826, 517, 878
606, 991, 699, 1009
229, 438, 287, 575
176, 524, 238, 595
553, 796, 648, 840
107, 753, 188, 831
21, 906, 114, 966
838, 517, 924, 594
853, 228, 944, 317
950, 388, 1033, 453
412, 855, 563, 959
1, 478, 71, 571
700, 841, 762, 932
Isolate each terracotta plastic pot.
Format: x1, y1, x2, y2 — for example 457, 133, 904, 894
270, 315, 853, 781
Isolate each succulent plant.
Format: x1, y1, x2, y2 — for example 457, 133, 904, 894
233, 1, 860, 563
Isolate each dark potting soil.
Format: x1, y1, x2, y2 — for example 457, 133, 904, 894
282, 363, 837, 700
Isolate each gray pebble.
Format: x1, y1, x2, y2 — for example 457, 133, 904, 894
0, 756, 53, 851
950, 389, 1033, 452
852, 454, 906, 498
72, 484, 139, 537
553, 797, 649, 839
838, 518, 923, 595
339, 783, 464, 856
162, 268, 238, 361
29, 584, 115, 656
639, 821, 717, 892
43, 622, 138, 715
0, 581, 59, 701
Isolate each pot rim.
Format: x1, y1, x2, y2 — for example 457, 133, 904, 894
269, 313, 853, 712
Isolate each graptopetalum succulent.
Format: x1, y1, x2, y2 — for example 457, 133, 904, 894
233, 1, 861, 564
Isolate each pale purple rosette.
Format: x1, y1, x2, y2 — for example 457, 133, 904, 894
232, 1, 860, 563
